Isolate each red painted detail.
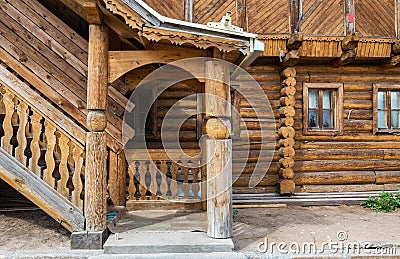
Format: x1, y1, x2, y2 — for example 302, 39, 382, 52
348, 13, 355, 23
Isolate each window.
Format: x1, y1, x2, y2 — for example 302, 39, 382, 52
373, 84, 400, 134
133, 88, 157, 136
303, 83, 343, 135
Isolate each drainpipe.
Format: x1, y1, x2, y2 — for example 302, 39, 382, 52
231, 38, 265, 79
294, 0, 303, 33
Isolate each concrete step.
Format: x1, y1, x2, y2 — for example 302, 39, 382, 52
103, 231, 234, 254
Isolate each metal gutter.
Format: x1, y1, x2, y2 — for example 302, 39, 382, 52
121, 0, 258, 40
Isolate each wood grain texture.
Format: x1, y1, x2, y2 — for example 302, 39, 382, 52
300, 0, 345, 35
206, 139, 232, 238
354, 0, 396, 37
247, 0, 289, 34
194, 0, 237, 25
144, 0, 185, 20
84, 132, 107, 232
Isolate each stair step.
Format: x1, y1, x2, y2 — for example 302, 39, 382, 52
103, 231, 234, 254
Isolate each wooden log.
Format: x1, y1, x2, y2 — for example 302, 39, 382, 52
296, 141, 400, 150
279, 106, 295, 117
85, 23, 109, 233
279, 67, 296, 79
278, 179, 295, 194
287, 32, 303, 50
331, 49, 356, 67
278, 168, 294, 179
375, 171, 400, 184
278, 126, 295, 138
281, 50, 299, 67
299, 183, 400, 193
280, 86, 297, 96
294, 171, 375, 185
206, 139, 232, 238
280, 96, 296, 106
281, 77, 297, 87
87, 24, 108, 110
205, 57, 231, 118
341, 32, 359, 51
279, 147, 295, 158
294, 160, 400, 173
295, 149, 385, 161
279, 137, 295, 147
84, 132, 107, 232
280, 117, 295, 127
279, 157, 295, 168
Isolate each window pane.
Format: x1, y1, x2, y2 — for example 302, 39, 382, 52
378, 110, 387, 128
308, 90, 318, 109
391, 92, 400, 109
323, 91, 332, 109
392, 110, 399, 128
322, 110, 333, 128
378, 91, 386, 109
308, 110, 318, 128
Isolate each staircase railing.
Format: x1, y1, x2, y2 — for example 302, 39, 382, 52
125, 149, 204, 201
0, 64, 86, 211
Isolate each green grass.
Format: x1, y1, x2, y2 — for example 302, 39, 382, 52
360, 190, 400, 213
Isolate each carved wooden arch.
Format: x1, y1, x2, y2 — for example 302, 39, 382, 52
108, 49, 208, 84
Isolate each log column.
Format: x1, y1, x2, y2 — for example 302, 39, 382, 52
71, 7, 109, 248
204, 54, 233, 239
278, 34, 302, 195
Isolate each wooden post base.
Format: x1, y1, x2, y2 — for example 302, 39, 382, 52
71, 229, 109, 249
206, 139, 233, 239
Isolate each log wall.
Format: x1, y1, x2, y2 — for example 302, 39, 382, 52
237, 64, 400, 194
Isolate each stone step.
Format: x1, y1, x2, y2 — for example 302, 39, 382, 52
103, 231, 234, 254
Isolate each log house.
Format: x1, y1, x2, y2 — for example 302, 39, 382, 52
0, 0, 399, 249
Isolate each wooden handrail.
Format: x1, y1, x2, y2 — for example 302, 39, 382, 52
0, 64, 86, 148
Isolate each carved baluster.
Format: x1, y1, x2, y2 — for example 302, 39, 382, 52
170, 162, 178, 198
149, 161, 158, 200
29, 111, 42, 176
159, 161, 168, 198
127, 165, 136, 200
43, 121, 56, 187
71, 143, 84, 210
181, 162, 189, 198
57, 132, 70, 198
139, 161, 147, 200
192, 167, 200, 199
15, 102, 28, 164
1, 90, 14, 154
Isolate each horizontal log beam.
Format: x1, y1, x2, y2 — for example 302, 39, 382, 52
108, 49, 207, 83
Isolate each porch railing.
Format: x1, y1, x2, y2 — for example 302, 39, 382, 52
0, 64, 86, 211
125, 149, 204, 201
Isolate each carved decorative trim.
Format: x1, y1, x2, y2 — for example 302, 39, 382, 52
104, 0, 145, 31
142, 27, 250, 52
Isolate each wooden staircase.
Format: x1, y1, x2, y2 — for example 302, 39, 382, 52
0, 64, 86, 232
